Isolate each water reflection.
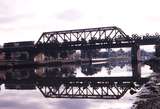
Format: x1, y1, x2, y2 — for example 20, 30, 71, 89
0, 60, 149, 100
81, 60, 130, 76
35, 65, 76, 78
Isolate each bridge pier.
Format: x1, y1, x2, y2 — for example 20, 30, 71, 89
81, 50, 92, 61
155, 45, 160, 57
131, 45, 141, 78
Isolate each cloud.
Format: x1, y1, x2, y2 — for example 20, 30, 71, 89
56, 9, 83, 21
0, 90, 50, 109
145, 16, 160, 23
56, 99, 90, 109
0, 98, 42, 109
0, 1, 14, 15
0, 0, 159, 47
0, 100, 20, 108
0, 15, 32, 24
0, 1, 16, 24
0, 86, 135, 109
0, 88, 92, 109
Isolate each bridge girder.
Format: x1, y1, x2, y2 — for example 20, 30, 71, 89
2, 26, 160, 53
36, 26, 129, 45
37, 81, 131, 99
35, 77, 148, 99
2, 26, 160, 60
1, 76, 148, 99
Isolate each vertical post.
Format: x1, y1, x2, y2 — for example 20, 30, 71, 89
81, 50, 92, 63
155, 45, 160, 57
28, 51, 35, 62
131, 45, 141, 79
87, 50, 92, 63
4, 52, 11, 60
81, 50, 86, 59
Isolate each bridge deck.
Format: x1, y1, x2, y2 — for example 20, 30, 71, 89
1, 38, 160, 52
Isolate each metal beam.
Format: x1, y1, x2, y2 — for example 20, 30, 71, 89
36, 26, 129, 45
37, 82, 130, 99
36, 77, 148, 99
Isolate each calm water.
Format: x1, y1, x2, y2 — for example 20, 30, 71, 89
0, 60, 153, 109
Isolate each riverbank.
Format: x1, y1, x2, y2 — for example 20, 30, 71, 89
131, 65, 160, 109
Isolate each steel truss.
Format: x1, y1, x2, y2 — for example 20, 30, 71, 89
36, 78, 134, 99
2, 26, 160, 53
36, 26, 129, 45
1, 77, 148, 99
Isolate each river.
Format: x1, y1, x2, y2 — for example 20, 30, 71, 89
0, 60, 154, 109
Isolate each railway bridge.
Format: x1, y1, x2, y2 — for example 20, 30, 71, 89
0, 26, 158, 99
1, 26, 160, 59
1, 26, 160, 70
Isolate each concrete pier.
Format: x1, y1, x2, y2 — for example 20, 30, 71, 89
131, 45, 141, 78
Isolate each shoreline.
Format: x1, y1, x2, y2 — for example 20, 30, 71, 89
131, 64, 160, 109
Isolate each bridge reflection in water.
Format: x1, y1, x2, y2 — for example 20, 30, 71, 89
0, 61, 149, 99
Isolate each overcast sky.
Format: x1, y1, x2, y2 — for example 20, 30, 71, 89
0, 0, 160, 50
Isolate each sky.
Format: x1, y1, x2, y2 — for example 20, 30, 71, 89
1, 0, 160, 51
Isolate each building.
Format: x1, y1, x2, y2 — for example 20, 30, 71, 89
3, 41, 34, 61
